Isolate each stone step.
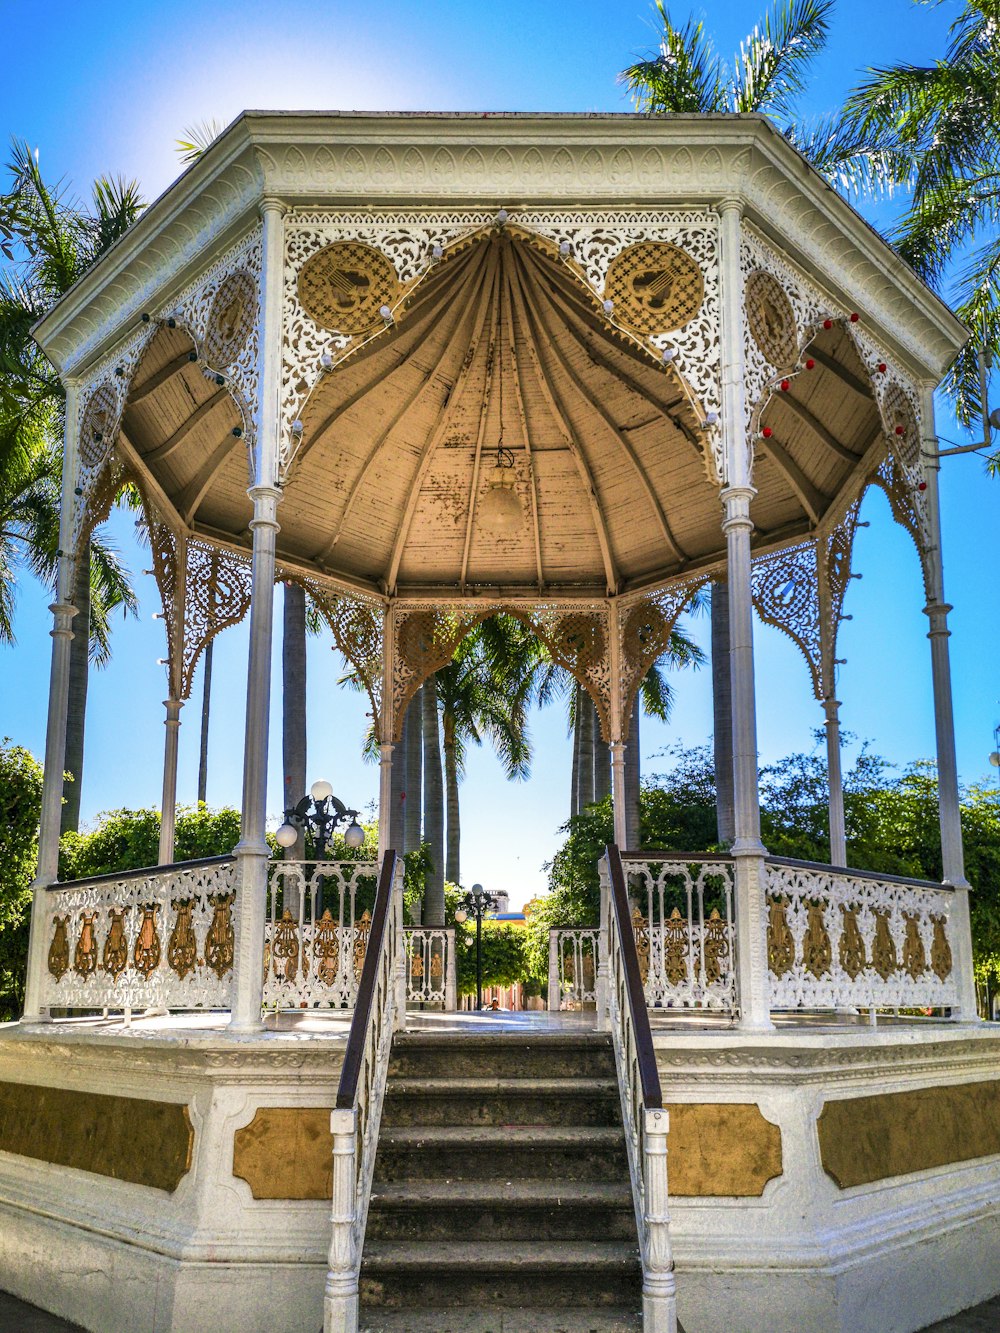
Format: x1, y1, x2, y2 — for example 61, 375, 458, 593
360, 1306, 644, 1332
360, 1239, 642, 1310
380, 1077, 621, 1128
389, 1033, 615, 1080
373, 1124, 628, 1182
366, 1179, 636, 1241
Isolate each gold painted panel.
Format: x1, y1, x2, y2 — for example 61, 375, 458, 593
0, 1081, 192, 1192
664, 1102, 783, 1197
819, 1079, 1000, 1189
232, 1106, 334, 1200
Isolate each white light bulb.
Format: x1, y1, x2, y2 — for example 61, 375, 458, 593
559, 240, 571, 256
275, 822, 298, 848
291, 419, 304, 436
379, 305, 393, 322
344, 820, 365, 849
704, 412, 719, 426
661, 347, 676, 363
320, 353, 334, 369
311, 779, 334, 802
603, 299, 614, 314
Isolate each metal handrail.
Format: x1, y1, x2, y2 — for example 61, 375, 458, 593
625, 847, 948, 892
606, 843, 662, 1110
49, 853, 236, 890
335, 850, 398, 1110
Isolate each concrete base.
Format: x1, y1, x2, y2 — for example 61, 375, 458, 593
0, 1013, 347, 1333
651, 1018, 1000, 1333
1, 1014, 999, 1333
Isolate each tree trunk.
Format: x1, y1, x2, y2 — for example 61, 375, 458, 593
422, 676, 445, 927
197, 639, 213, 804
593, 698, 611, 804
404, 691, 423, 853
570, 684, 582, 817
282, 582, 307, 862
578, 686, 595, 810
624, 693, 641, 850
389, 706, 407, 855
443, 713, 461, 885
711, 580, 736, 846
61, 544, 91, 835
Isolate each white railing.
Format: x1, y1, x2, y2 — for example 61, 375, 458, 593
765, 858, 959, 1012
622, 853, 737, 1014
326, 854, 403, 1333
263, 859, 379, 1010
547, 927, 599, 1010
602, 848, 676, 1333
404, 927, 457, 1008
41, 856, 237, 1012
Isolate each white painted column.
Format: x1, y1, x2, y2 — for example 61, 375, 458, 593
378, 743, 394, 858
230, 196, 285, 1032
158, 697, 183, 864
920, 382, 977, 1020
610, 740, 627, 847
23, 380, 81, 1023
718, 198, 773, 1031
823, 696, 847, 866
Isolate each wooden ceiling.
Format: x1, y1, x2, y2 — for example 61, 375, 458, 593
120, 231, 883, 598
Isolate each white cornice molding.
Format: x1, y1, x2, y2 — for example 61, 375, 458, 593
33, 113, 966, 383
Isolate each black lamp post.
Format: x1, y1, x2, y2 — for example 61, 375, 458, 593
455, 882, 499, 1011
275, 780, 365, 914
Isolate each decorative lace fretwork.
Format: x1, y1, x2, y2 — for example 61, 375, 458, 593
617, 576, 709, 737
147, 520, 253, 700
750, 500, 861, 701
388, 598, 615, 743
71, 324, 156, 551
284, 573, 387, 740
622, 855, 737, 1012
740, 224, 835, 465
42, 859, 237, 1009
766, 860, 957, 1010
166, 225, 263, 472
750, 541, 823, 698
861, 370, 931, 583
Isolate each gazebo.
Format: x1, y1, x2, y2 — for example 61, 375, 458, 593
2, 113, 999, 1333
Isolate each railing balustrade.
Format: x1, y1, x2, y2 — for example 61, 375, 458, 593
602, 845, 676, 1333
765, 857, 959, 1012
41, 856, 237, 1012
325, 852, 403, 1333
263, 859, 378, 1010
622, 852, 737, 1014
547, 927, 599, 1010
404, 927, 456, 1009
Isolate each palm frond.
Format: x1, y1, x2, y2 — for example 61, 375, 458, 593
732, 0, 834, 118
175, 120, 226, 166
620, 3, 727, 113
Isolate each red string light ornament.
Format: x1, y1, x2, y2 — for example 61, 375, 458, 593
780, 379, 790, 392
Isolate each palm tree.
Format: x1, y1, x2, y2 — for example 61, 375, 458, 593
0, 140, 143, 830
436, 621, 534, 884
621, 0, 834, 122
281, 581, 308, 860
827, 0, 1000, 432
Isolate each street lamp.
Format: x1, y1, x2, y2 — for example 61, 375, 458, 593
275, 780, 365, 913
455, 882, 499, 1011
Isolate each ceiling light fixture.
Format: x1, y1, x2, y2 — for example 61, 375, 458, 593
478, 336, 523, 535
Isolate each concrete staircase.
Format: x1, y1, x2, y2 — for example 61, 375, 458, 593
359, 1029, 643, 1333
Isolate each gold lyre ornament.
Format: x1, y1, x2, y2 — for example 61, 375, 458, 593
273, 910, 301, 983
766, 899, 794, 977
73, 912, 99, 978
354, 910, 372, 981
313, 909, 340, 985
103, 908, 129, 979
168, 899, 198, 980
48, 915, 70, 981
205, 892, 235, 979
133, 904, 162, 978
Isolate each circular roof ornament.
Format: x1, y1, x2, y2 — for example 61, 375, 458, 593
205, 270, 258, 368
297, 240, 400, 334
745, 270, 798, 367
603, 241, 704, 337
79, 382, 118, 468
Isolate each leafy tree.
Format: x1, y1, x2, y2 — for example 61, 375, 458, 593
0, 739, 43, 1019
58, 804, 244, 880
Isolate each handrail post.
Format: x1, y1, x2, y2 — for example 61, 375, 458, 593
642, 1107, 677, 1333
597, 859, 611, 1029
325, 1107, 359, 1333
445, 928, 457, 1011
548, 930, 560, 1012
393, 861, 406, 1032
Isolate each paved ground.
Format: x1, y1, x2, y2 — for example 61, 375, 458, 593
3, 1288, 999, 1331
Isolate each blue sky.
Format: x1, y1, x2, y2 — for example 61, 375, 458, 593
1, 0, 997, 904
